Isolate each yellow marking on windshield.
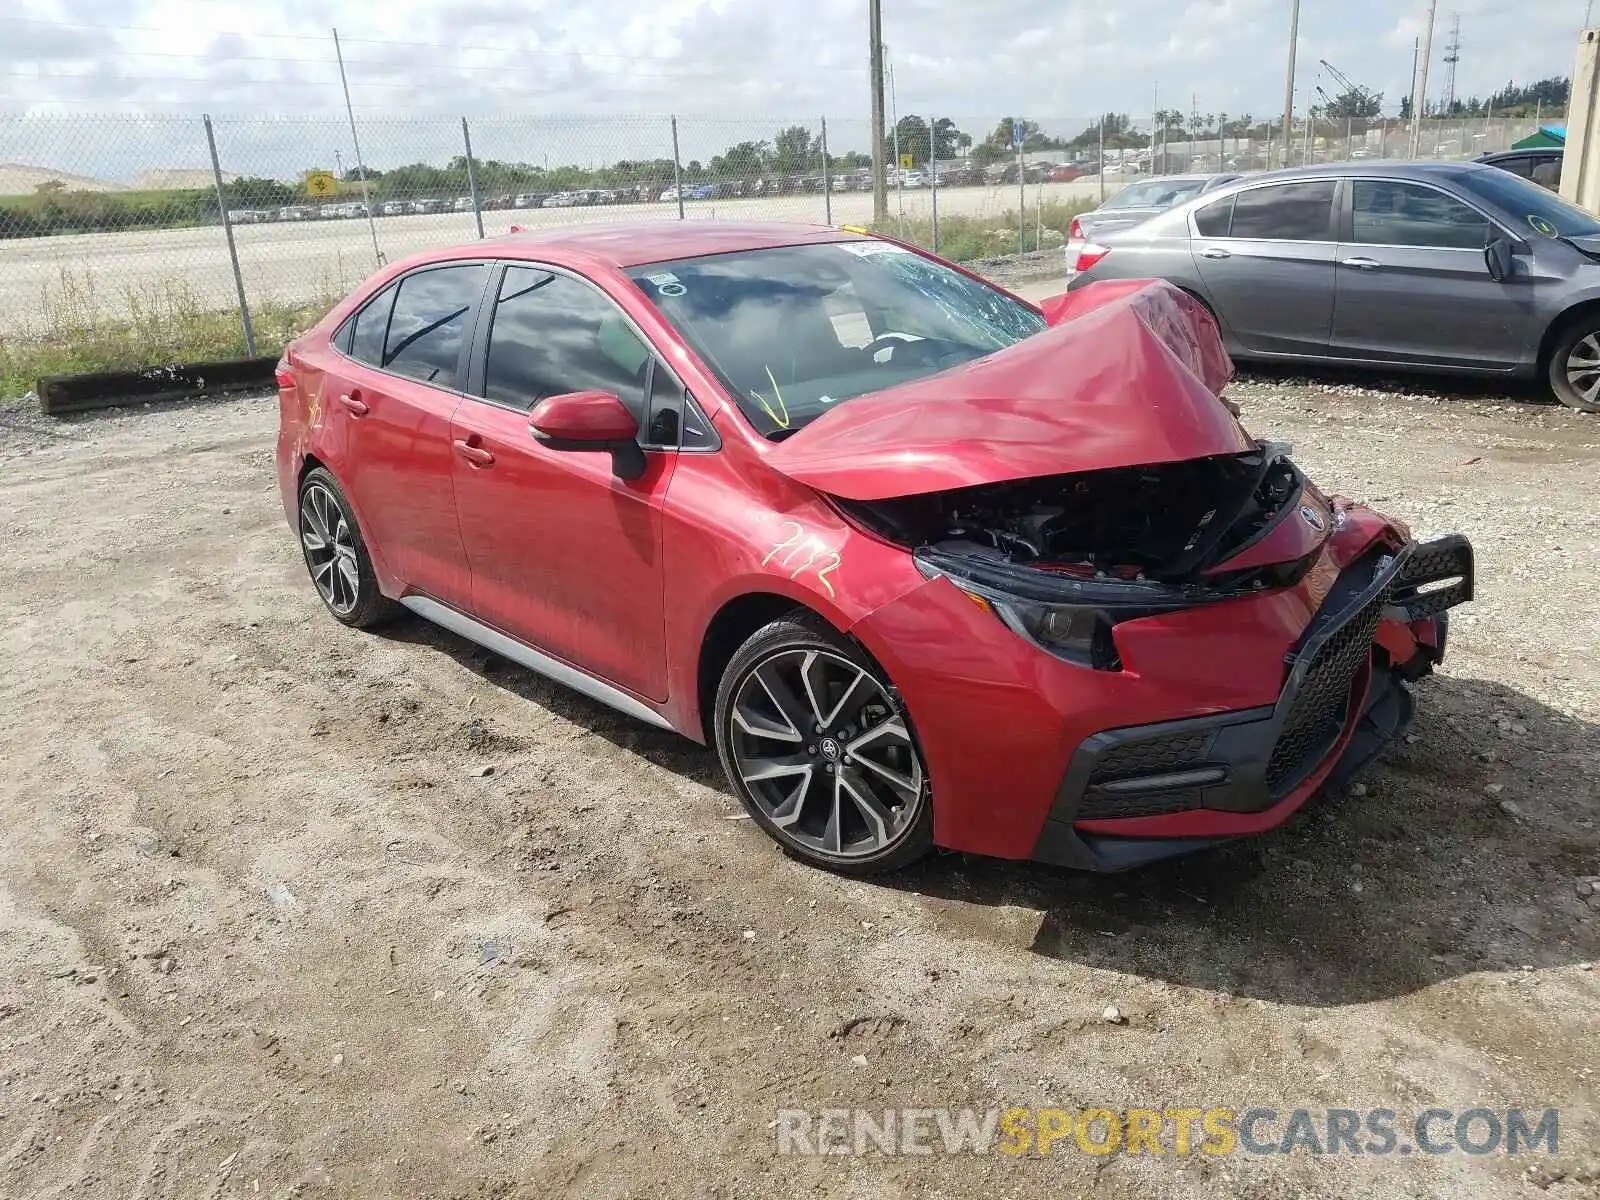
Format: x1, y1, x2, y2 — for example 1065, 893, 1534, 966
751, 364, 791, 429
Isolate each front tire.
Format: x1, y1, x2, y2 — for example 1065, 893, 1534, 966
1548, 318, 1600, 412
713, 614, 933, 875
297, 467, 398, 629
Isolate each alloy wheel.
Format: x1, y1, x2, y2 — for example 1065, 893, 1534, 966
299, 481, 360, 616
727, 648, 924, 860
1565, 333, 1600, 407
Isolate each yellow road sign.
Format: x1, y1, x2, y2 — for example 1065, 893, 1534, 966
305, 170, 337, 197
899, 154, 914, 169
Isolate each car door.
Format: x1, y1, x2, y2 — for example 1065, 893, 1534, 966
449, 263, 676, 701
1189, 179, 1339, 355
323, 262, 488, 604
1329, 178, 1524, 368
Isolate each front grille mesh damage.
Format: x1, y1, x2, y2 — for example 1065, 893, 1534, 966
1263, 585, 1389, 796
1075, 558, 1396, 821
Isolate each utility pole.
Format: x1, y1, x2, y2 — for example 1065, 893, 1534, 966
868, 0, 888, 224
1281, 0, 1301, 168
1410, 0, 1438, 157
1408, 38, 1420, 125
332, 27, 382, 267
1152, 83, 1159, 174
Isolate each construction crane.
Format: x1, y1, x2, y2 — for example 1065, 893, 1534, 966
1318, 58, 1382, 114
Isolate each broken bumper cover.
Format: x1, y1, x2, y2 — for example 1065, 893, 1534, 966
1031, 535, 1474, 872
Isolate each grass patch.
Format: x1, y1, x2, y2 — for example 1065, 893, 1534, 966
874, 197, 1099, 262
0, 269, 335, 398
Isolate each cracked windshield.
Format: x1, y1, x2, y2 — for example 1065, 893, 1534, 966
627, 241, 1046, 438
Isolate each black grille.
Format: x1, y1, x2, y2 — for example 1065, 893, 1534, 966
1088, 731, 1213, 784
1078, 789, 1204, 821
1264, 587, 1389, 795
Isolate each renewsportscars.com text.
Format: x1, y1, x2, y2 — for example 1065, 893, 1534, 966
776, 1107, 1560, 1158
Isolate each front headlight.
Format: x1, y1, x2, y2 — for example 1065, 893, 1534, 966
915, 556, 1125, 669
990, 598, 1123, 670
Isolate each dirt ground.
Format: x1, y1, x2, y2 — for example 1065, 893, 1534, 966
2, 354, 1598, 1198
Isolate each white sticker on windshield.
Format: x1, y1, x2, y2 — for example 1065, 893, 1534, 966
836, 241, 912, 257
646, 271, 679, 284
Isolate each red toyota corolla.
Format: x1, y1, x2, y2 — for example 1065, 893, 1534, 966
276, 221, 1473, 875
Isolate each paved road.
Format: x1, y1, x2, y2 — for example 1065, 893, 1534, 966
0, 179, 1118, 330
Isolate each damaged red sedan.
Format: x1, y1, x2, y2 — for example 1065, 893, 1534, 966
275, 221, 1474, 874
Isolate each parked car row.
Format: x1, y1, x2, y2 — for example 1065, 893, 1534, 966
227, 161, 1121, 225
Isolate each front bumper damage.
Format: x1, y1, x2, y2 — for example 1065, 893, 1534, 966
1031, 534, 1474, 872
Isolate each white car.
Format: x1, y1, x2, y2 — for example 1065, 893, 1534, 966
453, 196, 475, 212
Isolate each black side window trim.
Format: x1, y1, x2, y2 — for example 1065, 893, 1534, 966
332, 262, 494, 395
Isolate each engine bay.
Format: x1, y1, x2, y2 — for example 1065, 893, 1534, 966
837, 446, 1304, 583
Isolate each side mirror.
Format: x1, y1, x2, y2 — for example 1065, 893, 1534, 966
529, 390, 646, 480
1485, 236, 1515, 283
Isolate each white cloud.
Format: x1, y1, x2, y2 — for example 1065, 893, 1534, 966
0, 0, 1579, 138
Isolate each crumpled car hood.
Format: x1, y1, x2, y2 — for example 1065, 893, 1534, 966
765, 278, 1247, 502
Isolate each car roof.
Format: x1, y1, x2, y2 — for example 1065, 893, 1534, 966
1477, 147, 1562, 162
1215, 159, 1494, 185
485, 220, 859, 269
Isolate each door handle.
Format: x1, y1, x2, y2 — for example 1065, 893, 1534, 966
337, 392, 369, 416
1341, 256, 1382, 270
453, 439, 495, 467
1200, 246, 1231, 259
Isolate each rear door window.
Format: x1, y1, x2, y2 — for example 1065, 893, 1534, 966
1227, 181, 1337, 241
382, 264, 488, 386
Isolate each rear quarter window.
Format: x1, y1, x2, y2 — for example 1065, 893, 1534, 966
1194, 196, 1234, 237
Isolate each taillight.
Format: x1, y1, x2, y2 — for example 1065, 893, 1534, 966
274, 360, 296, 390
1074, 243, 1111, 273
1068, 216, 1084, 241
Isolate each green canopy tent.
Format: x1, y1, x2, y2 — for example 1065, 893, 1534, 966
1512, 126, 1566, 150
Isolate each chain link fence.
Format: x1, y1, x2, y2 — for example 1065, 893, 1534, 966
0, 110, 1565, 388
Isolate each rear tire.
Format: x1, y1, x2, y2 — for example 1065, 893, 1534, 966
1547, 317, 1600, 412
297, 467, 399, 629
713, 614, 933, 875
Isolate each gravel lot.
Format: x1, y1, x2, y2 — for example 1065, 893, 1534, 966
2, 337, 1598, 1197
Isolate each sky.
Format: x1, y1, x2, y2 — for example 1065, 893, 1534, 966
0, 0, 1588, 179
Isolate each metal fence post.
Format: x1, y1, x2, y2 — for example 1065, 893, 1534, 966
928, 121, 939, 253
670, 116, 685, 220
821, 117, 832, 226
462, 117, 485, 239
203, 115, 256, 359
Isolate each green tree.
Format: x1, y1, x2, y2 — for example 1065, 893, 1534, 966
1325, 86, 1383, 119
770, 125, 817, 175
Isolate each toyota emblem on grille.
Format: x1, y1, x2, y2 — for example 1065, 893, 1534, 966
1300, 505, 1327, 532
